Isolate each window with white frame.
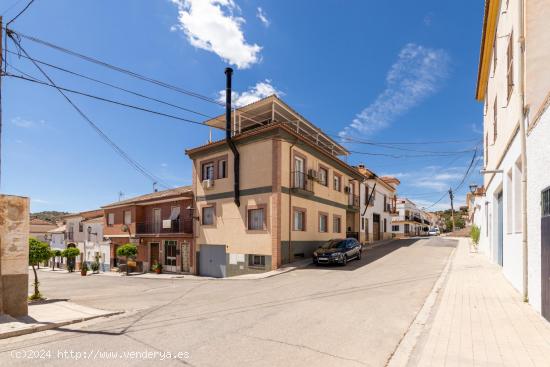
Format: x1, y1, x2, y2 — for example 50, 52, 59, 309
202, 162, 215, 181
514, 160, 522, 232
124, 210, 131, 225
319, 167, 328, 186
107, 213, 115, 226
248, 208, 265, 230
202, 206, 215, 225
333, 215, 341, 233
293, 209, 306, 231
319, 213, 328, 233
333, 174, 341, 192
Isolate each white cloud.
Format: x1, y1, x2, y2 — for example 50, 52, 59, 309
32, 198, 50, 204
256, 7, 270, 27
340, 43, 449, 137
471, 122, 483, 135
12, 117, 45, 129
217, 79, 283, 107
161, 163, 168, 167
171, 0, 262, 69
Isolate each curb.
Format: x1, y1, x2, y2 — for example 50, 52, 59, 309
0, 310, 124, 340
385, 240, 458, 367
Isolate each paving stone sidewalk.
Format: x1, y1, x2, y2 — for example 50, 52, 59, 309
410, 238, 550, 367
0, 301, 121, 340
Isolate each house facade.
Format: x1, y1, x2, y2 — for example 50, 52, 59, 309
186, 95, 364, 277
63, 209, 109, 270
356, 165, 399, 243
475, 0, 550, 320
391, 198, 431, 238
102, 186, 194, 274
29, 218, 57, 243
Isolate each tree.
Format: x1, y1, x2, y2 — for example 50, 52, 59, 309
29, 238, 51, 300
470, 225, 481, 251
116, 243, 138, 275
52, 249, 62, 269
62, 247, 80, 272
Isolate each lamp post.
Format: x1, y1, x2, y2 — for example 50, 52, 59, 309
469, 184, 478, 195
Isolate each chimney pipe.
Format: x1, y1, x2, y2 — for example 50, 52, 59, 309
225, 67, 240, 206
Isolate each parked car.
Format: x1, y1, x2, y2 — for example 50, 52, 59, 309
313, 238, 362, 266
428, 227, 440, 236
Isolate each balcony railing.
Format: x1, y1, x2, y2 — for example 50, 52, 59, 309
347, 194, 360, 210
291, 171, 314, 193
136, 218, 193, 235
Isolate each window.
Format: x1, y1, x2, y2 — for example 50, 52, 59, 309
293, 208, 306, 231
506, 170, 513, 234
248, 208, 265, 230
319, 213, 328, 233
493, 97, 498, 142
124, 210, 131, 225
107, 213, 114, 226
392, 225, 400, 232
202, 162, 215, 181
202, 206, 215, 225
248, 255, 266, 267
542, 187, 550, 217
507, 31, 514, 100
485, 202, 489, 236
485, 133, 489, 164
319, 167, 328, 186
87, 227, 91, 241
361, 217, 365, 231
170, 206, 180, 220
404, 224, 410, 234
383, 195, 387, 212
333, 215, 341, 233
333, 174, 341, 192
384, 219, 387, 233
218, 159, 227, 179
78, 222, 83, 232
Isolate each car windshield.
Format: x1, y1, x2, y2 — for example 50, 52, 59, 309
321, 240, 346, 249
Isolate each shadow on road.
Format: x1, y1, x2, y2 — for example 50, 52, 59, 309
299, 238, 423, 272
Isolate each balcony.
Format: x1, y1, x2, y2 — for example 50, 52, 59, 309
136, 218, 193, 235
347, 194, 360, 210
291, 171, 314, 194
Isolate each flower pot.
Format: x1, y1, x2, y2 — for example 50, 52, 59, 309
81, 270, 87, 276
155, 268, 161, 274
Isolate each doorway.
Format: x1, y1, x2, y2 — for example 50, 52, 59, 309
496, 191, 504, 266
541, 187, 550, 321
164, 241, 177, 272
150, 243, 159, 268
373, 214, 381, 241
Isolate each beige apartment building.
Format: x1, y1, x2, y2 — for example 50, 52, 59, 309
186, 95, 364, 277
474, 0, 550, 321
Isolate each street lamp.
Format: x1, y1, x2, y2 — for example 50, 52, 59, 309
469, 184, 478, 195
186, 205, 200, 221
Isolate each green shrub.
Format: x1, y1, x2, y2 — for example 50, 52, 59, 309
117, 243, 138, 275
91, 261, 100, 273
470, 225, 481, 247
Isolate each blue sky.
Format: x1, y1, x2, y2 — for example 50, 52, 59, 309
1, 0, 484, 212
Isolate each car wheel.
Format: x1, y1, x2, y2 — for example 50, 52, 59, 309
341, 255, 347, 266
357, 250, 362, 261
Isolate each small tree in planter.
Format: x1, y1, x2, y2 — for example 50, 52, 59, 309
152, 262, 162, 274
80, 262, 89, 276
52, 249, 62, 270
91, 260, 100, 274
62, 247, 80, 272
470, 225, 481, 252
29, 238, 51, 300
116, 243, 138, 275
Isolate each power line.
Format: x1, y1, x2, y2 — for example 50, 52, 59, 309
5, 49, 215, 119
0, 0, 25, 16
7, 28, 224, 107
5, 0, 33, 26
8, 33, 172, 189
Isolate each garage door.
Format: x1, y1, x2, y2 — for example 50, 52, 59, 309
199, 245, 226, 278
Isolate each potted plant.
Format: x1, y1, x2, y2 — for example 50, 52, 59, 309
116, 243, 138, 275
91, 261, 100, 274
81, 262, 88, 276
152, 262, 162, 274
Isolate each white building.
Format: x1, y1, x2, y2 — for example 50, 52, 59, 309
475, 0, 550, 320
391, 198, 431, 238
356, 165, 400, 243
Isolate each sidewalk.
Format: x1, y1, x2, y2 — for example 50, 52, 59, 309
409, 238, 550, 366
0, 301, 122, 340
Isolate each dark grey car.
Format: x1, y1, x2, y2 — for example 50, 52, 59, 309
312, 238, 362, 266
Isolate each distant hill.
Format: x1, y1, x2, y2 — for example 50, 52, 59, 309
30, 211, 69, 224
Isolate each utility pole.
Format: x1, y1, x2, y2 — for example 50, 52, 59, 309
448, 187, 455, 232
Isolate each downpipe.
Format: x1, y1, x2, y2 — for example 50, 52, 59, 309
225, 68, 240, 207
519, 0, 528, 302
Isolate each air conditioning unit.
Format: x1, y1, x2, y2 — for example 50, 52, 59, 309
307, 169, 318, 180
202, 179, 214, 189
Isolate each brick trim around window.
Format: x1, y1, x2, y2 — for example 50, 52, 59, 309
318, 211, 329, 233
292, 206, 307, 231
246, 204, 268, 231
201, 203, 216, 226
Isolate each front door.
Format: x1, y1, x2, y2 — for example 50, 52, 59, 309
164, 241, 177, 272
150, 243, 159, 268
541, 187, 550, 321
497, 191, 504, 266
373, 214, 381, 241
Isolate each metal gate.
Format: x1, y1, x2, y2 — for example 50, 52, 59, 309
541, 187, 550, 321
199, 244, 226, 278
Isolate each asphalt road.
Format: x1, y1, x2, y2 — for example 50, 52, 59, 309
0, 237, 457, 367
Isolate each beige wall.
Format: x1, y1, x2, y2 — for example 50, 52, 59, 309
526, 0, 550, 127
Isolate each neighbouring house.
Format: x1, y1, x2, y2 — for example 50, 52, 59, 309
475, 0, 550, 320
102, 186, 194, 274
47, 224, 66, 269
356, 165, 400, 243
29, 218, 57, 243
186, 95, 364, 277
391, 198, 431, 238
63, 209, 109, 271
